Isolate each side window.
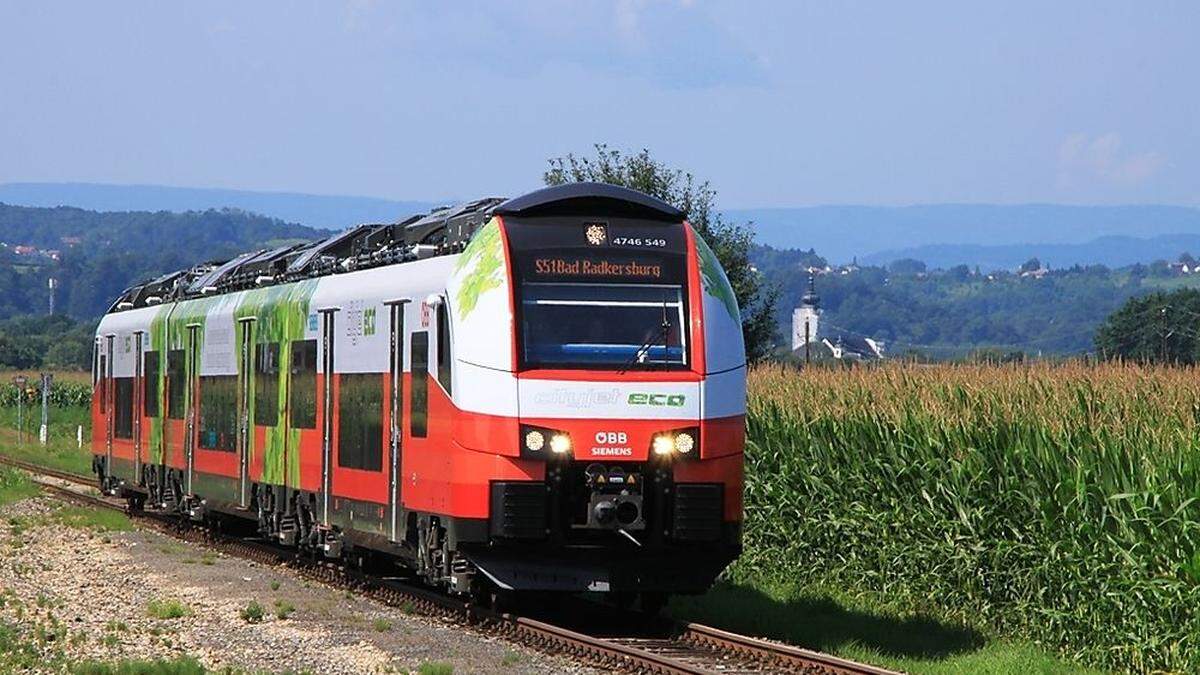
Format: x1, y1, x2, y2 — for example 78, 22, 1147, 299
97, 353, 107, 411
198, 375, 237, 451
143, 351, 160, 417
254, 343, 279, 427
436, 303, 452, 396
337, 373, 383, 471
410, 331, 428, 438
167, 349, 185, 419
114, 378, 134, 438
289, 340, 317, 429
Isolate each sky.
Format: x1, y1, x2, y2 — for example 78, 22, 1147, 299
1, 1, 1197, 208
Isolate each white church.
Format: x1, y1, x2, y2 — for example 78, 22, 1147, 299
791, 272, 885, 362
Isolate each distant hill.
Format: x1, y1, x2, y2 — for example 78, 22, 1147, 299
0, 182, 438, 231
10, 185, 1200, 268
862, 234, 1200, 271
728, 204, 1200, 264
0, 203, 322, 319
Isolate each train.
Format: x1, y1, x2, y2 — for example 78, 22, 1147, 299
91, 182, 746, 610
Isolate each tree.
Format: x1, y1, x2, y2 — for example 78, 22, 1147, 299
544, 145, 778, 361
1095, 289, 1200, 364
1018, 257, 1042, 273
888, 258, 927, 276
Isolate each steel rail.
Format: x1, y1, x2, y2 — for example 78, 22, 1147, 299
0, 454, 897, 675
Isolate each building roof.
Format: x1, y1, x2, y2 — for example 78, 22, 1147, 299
826, 334, 885, 360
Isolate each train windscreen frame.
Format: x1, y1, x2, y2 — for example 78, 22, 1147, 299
504, 215, 691, 371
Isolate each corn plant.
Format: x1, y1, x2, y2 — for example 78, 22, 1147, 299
741, 362, 1200, 672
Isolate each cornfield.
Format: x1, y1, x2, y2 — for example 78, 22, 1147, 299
742, 363, 1200, 672
0, 380, 92, 408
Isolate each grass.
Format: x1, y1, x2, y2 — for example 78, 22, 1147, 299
145, 598, 191, 620
0, 402, 94, 476
372, 618, 393, 632
240, 600, 265, 623
671, 580, 1098, 674
71, 657, 205, 675
53, 505, 131, 531
0, 468, 38, 507
1, 616, 203, 674
737, 363, 1200, 673
415, 663, 453, 675
273, 599, 295, 620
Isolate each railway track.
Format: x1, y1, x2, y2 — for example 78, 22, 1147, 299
0, 454, 897, 675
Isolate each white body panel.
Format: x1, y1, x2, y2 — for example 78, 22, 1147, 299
700, 367, 747, 419
97, 305, 160, 379
517, 378, 701, 420
444, 219, 515, 372
311, 256, 458, 374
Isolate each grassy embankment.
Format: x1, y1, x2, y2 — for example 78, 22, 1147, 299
674, 363, 1200, 674
0, 370, 93, 475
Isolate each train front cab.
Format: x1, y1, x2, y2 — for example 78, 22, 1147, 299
445, 184, 746, 597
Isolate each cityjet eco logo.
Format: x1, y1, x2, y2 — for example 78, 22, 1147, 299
627, 393, 686, 407
533, 388, 620, 410
362, 307, 377, 336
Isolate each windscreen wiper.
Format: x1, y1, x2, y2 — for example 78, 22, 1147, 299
617, 322, 668, 375
618, 295, 676, 375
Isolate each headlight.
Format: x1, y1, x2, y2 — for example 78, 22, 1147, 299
524, 430, 545, 452
652, 434, 675, 455
674, 431, 695, 454
550, 433, 572, 454
650, 427, 700, 459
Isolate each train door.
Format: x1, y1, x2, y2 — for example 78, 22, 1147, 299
386, 299, 410, 541
236, 317, 255, 508
104, 334, 115, 473
133, 330, 144, 483
184, 323, 201, 496
318, 308, 338, 526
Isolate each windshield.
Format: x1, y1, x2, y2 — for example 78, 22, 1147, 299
520, 282, 688, 369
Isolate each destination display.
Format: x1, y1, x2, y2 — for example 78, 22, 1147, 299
505, 214, 689, 285
532, 256, 664, 279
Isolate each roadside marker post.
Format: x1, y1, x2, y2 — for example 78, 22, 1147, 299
11, 375, 28, 446
39, 373, 52, 446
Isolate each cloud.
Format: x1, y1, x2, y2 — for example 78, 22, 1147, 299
1057, 132, 1164, 187
340, 2, 766, 89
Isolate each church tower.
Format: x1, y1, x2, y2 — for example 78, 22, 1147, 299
792, 272, 821, 351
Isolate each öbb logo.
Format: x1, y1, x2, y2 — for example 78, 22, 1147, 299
595, 431, 628, 445
627, 393, 686, 407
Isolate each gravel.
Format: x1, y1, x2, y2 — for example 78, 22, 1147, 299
0, 494, 604, 674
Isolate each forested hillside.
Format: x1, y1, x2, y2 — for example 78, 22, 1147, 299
4, 201, 1199, 362
753, 245, 1200, 357
0, 203, 321, 319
